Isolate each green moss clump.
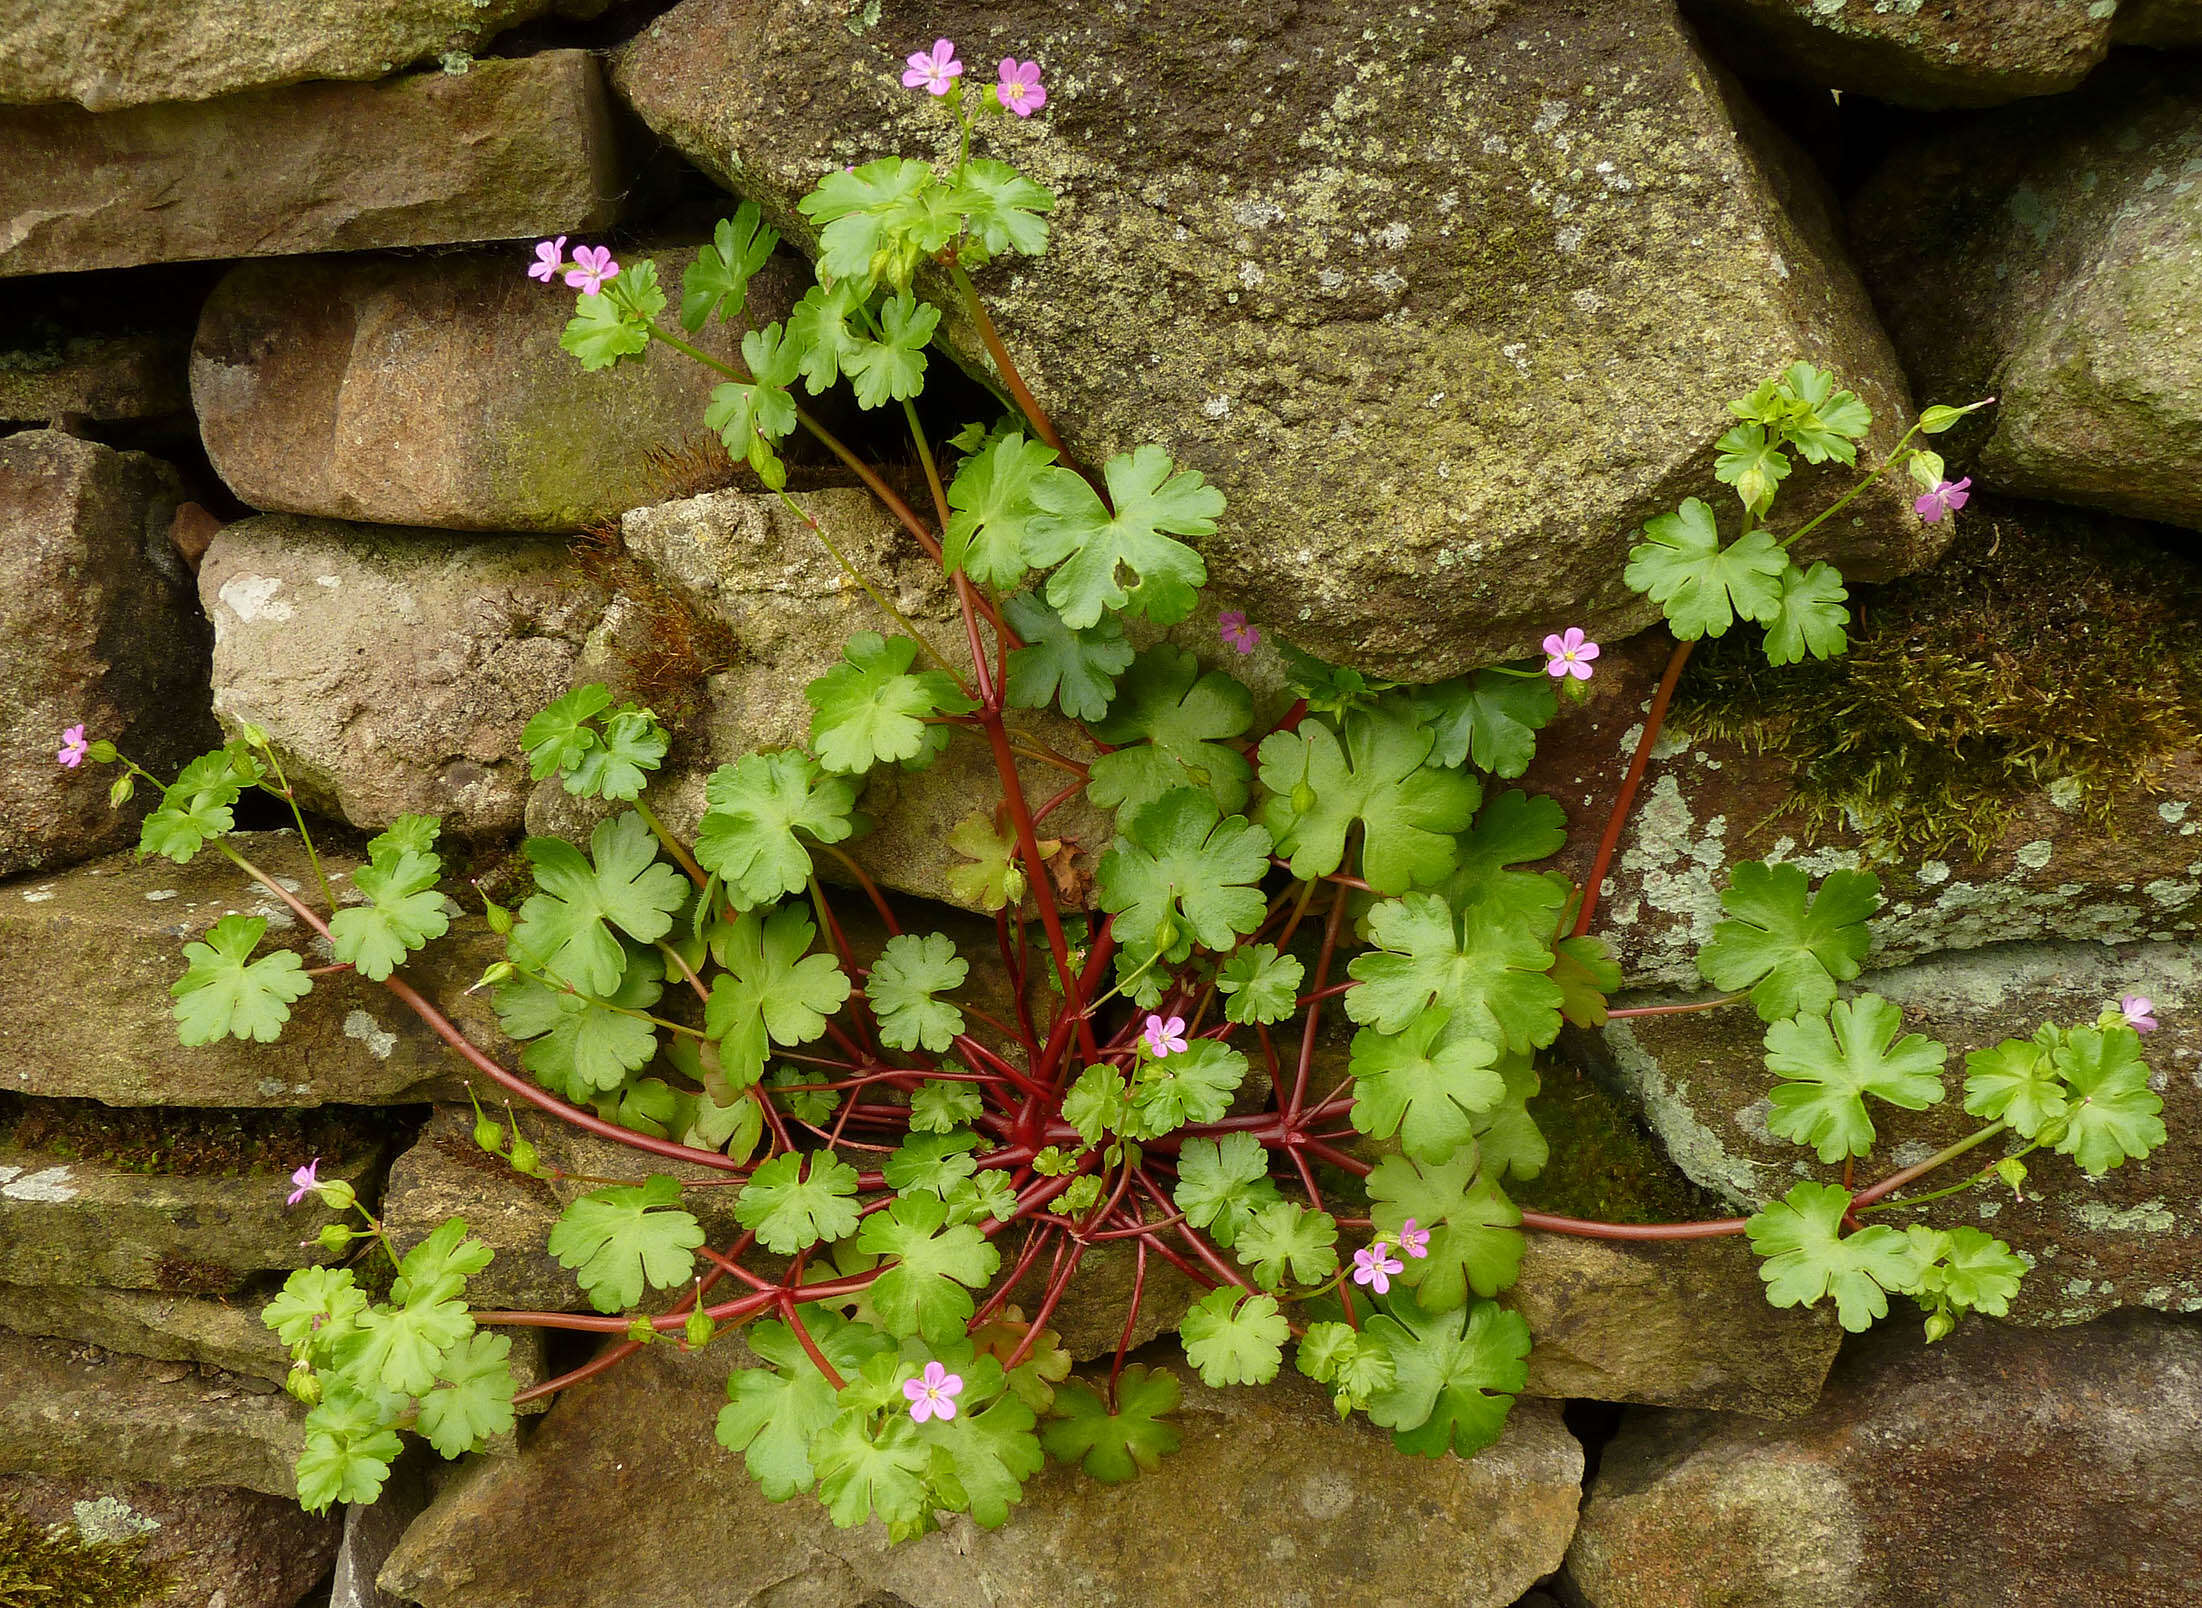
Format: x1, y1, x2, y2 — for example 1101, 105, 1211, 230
0, 1504, 172, 1608
0, 1093, 402, 1177
1674, 504, 2202, 861
1512, 1057, 1719, 1225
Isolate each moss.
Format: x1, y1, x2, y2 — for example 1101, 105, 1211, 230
1512, 1056, 1720, 1225
568, 518, 738, 741
0, 1503, 173, 1608
0, 1094, 403, 1177
1673, 504, 2202, 861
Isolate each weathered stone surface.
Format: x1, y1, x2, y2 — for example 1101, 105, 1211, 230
1563, 1312, 2202, 1607
1852, 66, 2202, 532
1684, 0, 2111, 107
381, 1340, 1583, 1608
332, 1450, 432, 1608
0, 1470, 339, 1608
1576, 938, 2202, 1324
1, 0, 610, 111
614, 0, 1931, 679
2117, 0, 2202, 46
0, 834, 500, 1107
384, 1108, 576, 1314
1513, 1231, 1838, 1415
0, 329, 190, 423
0, 1332, 304, 1499
192, 245, 821, 533
0, 429, 214, 877
0, 1283, 292, 1383
0, 52, 621, 278
201, 516, 608, 838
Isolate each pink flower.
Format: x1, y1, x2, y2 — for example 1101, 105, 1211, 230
2121, 995, 2158, 1034
902, 38, 963, 96
903, 1359, 963, 1423
56, 724, 89, 768
527, 235, 567, 283
286, 1158, 322, 1207
1397, 1218, 1430, 1260
1142, 1013, 1189, 1058
1218, 610, 1260, 655
563, 245, 620, 296
997, 58, 1045, 116
1914, 476, 1972, 523
1542, 627, 1600, 681
1351, 1242, 1404, 1295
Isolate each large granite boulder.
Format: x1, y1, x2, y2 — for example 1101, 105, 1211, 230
1852, 66, 2202, 532
0, 430, 214, 877
613, 0, 1934, 678
378, 1340, 1584, 1608
1563, 1312, 2202, 1607
0, 52, 622, 277
192, 245, 824, 533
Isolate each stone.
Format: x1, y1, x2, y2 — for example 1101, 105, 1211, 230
0, 329, 191, 424
1, 0, 610, 111
200, 516, 608, 838
383, 1107, 577, 1314
1682, 0, 2112, 107
0, 1283, 293, 1383
1562, 1311, 2202, 1607
0, 1332, 305, 1499
1851, 65, 2202, 533
2117, 0, 2202, 47
613, 0, 1933, 679
331, 1451, 432, 1608
0, 833, 500, 1107
0, 429, 215, 877
379, 1341, 1584, 1608
0, 52, 622, 278
1575, 937, 2202, 1325
0, 1470, 340, 1608
191, 245, 825, 533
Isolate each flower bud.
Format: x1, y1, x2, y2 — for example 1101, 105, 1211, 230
313, 1178, 358, 1212
108, 775, 135, 808
240, 721, 270, 747
317, 1223, 356, 1253
480, 893, 514, 936
88, 740, 118, 764
284, 1362, 322, 1406
685, 1302, 716, 1350
1993, 1157, 2029, 1197
473, 1108, 506, 1156
1001, 863, 1028, 905
627, 1316, 659, 1346
1923, 1309, 1956, 1344
507, 1132, 547, 1180
467, 959, 516, 995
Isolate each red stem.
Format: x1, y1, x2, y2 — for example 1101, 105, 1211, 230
1573, 635, 1695, 938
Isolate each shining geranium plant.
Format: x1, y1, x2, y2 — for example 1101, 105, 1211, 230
69, 43, 2168, 1530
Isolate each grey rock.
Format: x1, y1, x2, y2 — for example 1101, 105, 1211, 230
0, 329, 191, 424
331, 1451, 432, 1608
0, 1283, 293, 1383
1563, 1312, 2202, 1608
0, 52, 622, 277
612, 0, 1933, 679
0, 430, 214, 877
383, 1107, 576, 1314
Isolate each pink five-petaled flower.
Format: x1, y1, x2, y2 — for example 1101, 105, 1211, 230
1914, 476, 1973, 524
1218, 610, 1261, 655
1396, 1218, 1431, 1260
903, 1360, 964, 1423
57, 724, 89, 768
1142, 1013, 1189, 1059
997, 58, 1045, 116
527, 235, 567, 283
1542, 627, 1600, 681
1351, 1242, 1404, 1295
286, 1158, 322, 1207
563, 245, 620, 296
2122, 995, 2159, 1034
902, 38, 963, 95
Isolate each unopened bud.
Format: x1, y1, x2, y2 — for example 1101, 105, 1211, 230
468, 960, 516, 996
284, 1363, 322, 1406
240, 721, 270, 747
88, 740, 118, 764
317, 1223, 356, 1253
507, 1132, 546, 1180
1923, 1309, 1956, 1344
626, 1316, 659, 1345
480, 894, 514, 937
1993, 1157, 2029, 1197
684, 1302, 716, 1351
108, 775, 135, 808
1001, 863, 1028, 905
313, 1178, 357, 1212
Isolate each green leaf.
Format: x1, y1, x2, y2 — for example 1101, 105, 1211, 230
912, 1356, 1042, 1527
171, 914, 311, 1046
1097, 788, 1272, 965
295, 1385, 403, 1512
565, 707, 670, 801
882, 1130, 982, 1199
1364, 1296, 1529, 1458
368, 814, 442, 858
945, 810, 1020, 912
340, 1294, 471, 1400
766, 1065, 838, 1127
1732, 362, 1873, 466
1257, 706, 1480, 895
735, 1151, 862, 1254
703, 905, 852, 1087
807, 630, 976, 775
1746, 1180, 1928, 1332
1040, 1365, 1181, 1482
1961, 1025, 2068, 1140
1472, 1054, 1549, 1181
1713, 421, 1791, 513
547, 1173, 706, 1314
1126, 1037, 1249, 1137
522, 685, 612, 781
1763, 994, 1947, 1162
1623, 498, 1787, 640
1179, 1287, 1289, 1387
1409, 671, 1558, 779
949, 157, 1055, 259
695, 751, 859, 911
414, 1331, 517, 1458
1232, 1201, 1340, 1292
1217, 943, 1303, 1025
843, 289, 940, 410
944, 1168, 1017, 1227
1002, 591, 1132, 720
1763, 561, 1850, 666
263, 1266, 367, 1358
704, 323, 802, 485
1347, 892, 1565, 1056
1278, 642, 1395, 717
946, 434, 1058, 588
560, 288, 651, 371
391, 1216, 494, 1308
139, 745, 260, 863
1349, 1009, 1507, 1164
1296, 1320, 1398, 1417
680, 203, 778, 330
814, 1406, 931, 1529
1025, 445, 1222, 628
856, 1191, 1001, 1343
1366, 1153, 1525, 1310
1906, 1224, 2027, 1320
717, 1310, 894, 1499
910, 1077, 985, 1134
1061, 1065, 1131, 1147
494, 949, 664, 1100
867, 931, 968, 1052
785, 279, 866, 394
1171, 1132, 1283, 1249
1697, 861, 1880, 1022
799, 157, 960, 293
328, 847, 448, 981
1551, 932, 1622, 1029
1435, 789, 1570, 944
1088, 645, 1254, 816
511, 812, 689, 995
2052, 1024, 2167, 1175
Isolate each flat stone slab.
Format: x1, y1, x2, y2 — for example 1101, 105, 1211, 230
0, 1283, 292, 1383
0, 329, 191, 424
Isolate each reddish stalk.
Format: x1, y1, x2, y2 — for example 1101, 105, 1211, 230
1572, 635, 1695, 938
